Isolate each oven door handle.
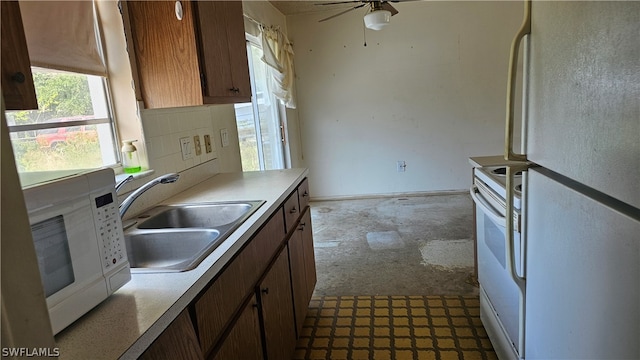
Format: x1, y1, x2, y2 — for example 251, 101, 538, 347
470, 186, 507, 228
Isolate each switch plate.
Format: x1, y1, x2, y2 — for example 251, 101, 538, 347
204, 134, 212, 153
193, 135, 202, 156
220, 128, 229, 148
180, 137, 193, 160
397, 161, 406, 172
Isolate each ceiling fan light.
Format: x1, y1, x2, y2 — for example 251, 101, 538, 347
364, 10, 391, 31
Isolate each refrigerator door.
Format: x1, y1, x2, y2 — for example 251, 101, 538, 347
526, 1, 640, 209
525, 168, 639, 359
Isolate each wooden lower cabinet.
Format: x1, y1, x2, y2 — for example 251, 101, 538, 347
300, 209, 317, 301
288, 207, 317, 336
141, 178, 315, 360
288, 225, 308, 336
195, 211, 285, 356
259, 249, 297, 360
141, 310, 203, 360
212, 295, 263, 360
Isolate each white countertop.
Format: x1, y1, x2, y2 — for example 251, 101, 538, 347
468, 155, 525, 168
55, 168, 309, 359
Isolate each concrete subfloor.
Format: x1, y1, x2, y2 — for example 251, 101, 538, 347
309, 194, 478, 297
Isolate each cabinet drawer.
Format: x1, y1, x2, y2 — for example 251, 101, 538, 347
283, 190, 300, 234
298, 178, 310, 210
194, 210, 285, 355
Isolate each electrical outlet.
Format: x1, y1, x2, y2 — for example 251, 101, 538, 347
180, 137, 193, 160
204, 134, 212, 153
193, 135, 202, 156
397, 161, 406, 172
220, 128, 229, 148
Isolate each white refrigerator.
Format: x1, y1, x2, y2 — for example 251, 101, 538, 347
508, 1, 640, 358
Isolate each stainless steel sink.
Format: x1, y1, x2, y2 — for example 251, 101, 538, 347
125, 230, 221, 271
137, 202, 259, 229
124, 201, 265, 272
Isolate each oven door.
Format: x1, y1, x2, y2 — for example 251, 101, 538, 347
471, 185, 523, 359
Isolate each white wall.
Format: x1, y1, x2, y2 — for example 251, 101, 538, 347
288, 1, 523, 198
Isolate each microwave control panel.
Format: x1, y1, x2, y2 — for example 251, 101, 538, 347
92, 191, 127, 271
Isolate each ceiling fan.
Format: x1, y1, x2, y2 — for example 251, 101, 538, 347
317, 0, 401, 30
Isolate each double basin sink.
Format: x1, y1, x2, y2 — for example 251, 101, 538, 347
124, 201, 264, 273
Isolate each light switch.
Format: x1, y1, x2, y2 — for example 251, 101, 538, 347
180, 137, 193, 160
220, 129, 229, 148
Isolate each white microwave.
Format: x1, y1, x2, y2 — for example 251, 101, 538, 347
22, 168, 131, 334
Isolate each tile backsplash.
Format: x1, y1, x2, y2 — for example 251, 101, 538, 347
141, 106, 218, 175
116, 104, 241, 218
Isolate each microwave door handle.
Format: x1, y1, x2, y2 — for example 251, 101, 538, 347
504, 0, 531, 161
470, 186, 507, 228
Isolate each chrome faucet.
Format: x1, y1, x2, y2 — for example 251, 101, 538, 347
119, 173, 180, 218
115, 175, 134, 193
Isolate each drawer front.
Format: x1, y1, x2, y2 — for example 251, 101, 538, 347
283, 190, 300, 234
194, 211, 285, 355
298, 178, 310, 210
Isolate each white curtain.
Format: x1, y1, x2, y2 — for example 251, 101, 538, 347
260, 26, 296, 109
19, 0, 106, 76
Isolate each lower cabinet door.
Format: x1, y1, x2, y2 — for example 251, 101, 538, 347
212, 295, 263, 360
141, 310, 203, 360
288, 226, 308, 336
259, 249, 297, 360
300, 208, 317, 301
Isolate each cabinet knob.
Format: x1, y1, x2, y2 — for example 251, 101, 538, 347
11, 72, 25, 84
298, 222, 306, 231
261, 288, 269, 295
229, 87, 240, 93
252, 303, 259, 308
302, 191, 309, 197
290, 207, 298, 214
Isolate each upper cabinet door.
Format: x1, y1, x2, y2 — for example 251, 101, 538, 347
123, 0, 251, 109
125, 0, 203, 109
195, 1, 251, 103
1, 1, 38, 110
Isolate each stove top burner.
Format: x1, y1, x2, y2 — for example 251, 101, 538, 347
492, 167, 522, 176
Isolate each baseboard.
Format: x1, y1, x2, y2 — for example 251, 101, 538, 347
310, 189, 468, 202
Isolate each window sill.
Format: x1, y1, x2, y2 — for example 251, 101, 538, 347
115, 169, 155, 184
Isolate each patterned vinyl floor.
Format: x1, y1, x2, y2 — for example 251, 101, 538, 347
293, 295, 497, 360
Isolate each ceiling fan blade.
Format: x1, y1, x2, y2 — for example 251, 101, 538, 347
318, 3, 367, 22
315, 1, 363, 6
380, 2, 399, 16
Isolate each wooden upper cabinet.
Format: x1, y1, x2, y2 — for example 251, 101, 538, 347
125, 0, 202, 109
1, 1, 38, 110
194, 1, 251, 103
123, 0, 250, 109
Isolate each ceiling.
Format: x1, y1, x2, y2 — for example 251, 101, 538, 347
268, 1, 365, 16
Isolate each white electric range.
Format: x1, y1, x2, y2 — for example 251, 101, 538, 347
470, 165, 526, 360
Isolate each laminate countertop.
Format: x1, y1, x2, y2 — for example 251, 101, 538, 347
468, 155, 526, 168
55, 168, 309, 359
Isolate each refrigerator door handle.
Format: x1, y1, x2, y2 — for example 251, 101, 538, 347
504, 0, 531, 162
470, 186, 508, 228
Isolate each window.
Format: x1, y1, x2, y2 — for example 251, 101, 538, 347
235, 41, 286, 171
5, 1, 124, 186
6, 67, 119, 182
